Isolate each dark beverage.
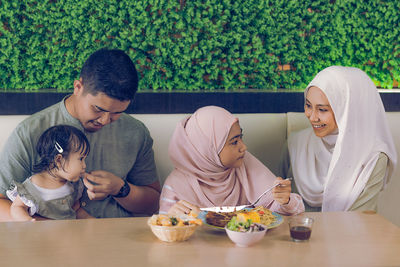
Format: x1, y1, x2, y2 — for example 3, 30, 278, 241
290, 226, 311, 241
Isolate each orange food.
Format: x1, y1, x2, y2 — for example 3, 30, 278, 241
149, 214, 202, 227
236, 211, 261, 224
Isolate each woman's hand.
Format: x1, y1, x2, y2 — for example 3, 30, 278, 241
168, 200, 201, 216
272, 177, 291, 205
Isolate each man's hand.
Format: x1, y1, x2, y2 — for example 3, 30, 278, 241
83, 171, 160, 214
82, 170, 124, 200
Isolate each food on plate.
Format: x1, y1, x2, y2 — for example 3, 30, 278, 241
236, 211, 260, 224
252, 206, 276, 226
206, 206, 276, 228
206, 211, 236, 227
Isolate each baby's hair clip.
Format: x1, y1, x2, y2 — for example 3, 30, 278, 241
55, 142, 64, 153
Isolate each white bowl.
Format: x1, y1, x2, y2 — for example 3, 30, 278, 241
225, 225, 267, 247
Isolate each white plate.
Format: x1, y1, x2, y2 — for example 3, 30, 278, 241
200, 205, 247, 212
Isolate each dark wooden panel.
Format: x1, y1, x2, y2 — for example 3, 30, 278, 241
0, 91, 399, 115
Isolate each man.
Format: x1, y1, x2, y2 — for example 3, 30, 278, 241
0, 49, 160, 220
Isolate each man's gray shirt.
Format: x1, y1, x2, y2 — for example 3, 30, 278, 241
0, 97, 158, 218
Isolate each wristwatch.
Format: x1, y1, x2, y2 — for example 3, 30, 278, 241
112, 180, 131, 198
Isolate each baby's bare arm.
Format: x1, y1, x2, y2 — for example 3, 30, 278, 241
10, 196, 35, 221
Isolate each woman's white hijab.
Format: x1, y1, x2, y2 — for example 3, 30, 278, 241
288, 66, 397, 211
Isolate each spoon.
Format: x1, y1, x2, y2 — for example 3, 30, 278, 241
242, 177, 293, 209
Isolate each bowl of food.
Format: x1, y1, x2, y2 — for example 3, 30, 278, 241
225, 211, 267, 247
148, 213, 202, 242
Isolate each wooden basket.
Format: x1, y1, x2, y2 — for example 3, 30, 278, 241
147, 218, 198, 242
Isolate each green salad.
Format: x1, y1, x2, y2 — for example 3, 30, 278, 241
226, 216, 265, 232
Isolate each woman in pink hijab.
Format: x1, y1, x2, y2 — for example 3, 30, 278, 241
159, 106, 304, 215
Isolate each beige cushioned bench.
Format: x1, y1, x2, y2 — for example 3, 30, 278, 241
0, 113, 398, 226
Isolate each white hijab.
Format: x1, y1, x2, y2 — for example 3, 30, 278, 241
288, 66, 397, 211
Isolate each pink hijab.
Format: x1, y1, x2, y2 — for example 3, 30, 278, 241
166, 106, 278, 208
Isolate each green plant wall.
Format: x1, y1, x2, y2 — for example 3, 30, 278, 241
0, 0, 399, 91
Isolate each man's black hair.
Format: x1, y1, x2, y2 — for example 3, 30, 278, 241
80, 49, 138, 101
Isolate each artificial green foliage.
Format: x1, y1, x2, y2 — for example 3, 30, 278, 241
0, 0, 399, 91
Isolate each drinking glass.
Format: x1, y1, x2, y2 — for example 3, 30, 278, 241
288, 216, 314, 242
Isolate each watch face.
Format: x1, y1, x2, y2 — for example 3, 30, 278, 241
120, 182, 130, 197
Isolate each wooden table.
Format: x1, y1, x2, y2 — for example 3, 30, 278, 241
0, 211, 399, 267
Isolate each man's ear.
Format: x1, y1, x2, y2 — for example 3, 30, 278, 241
73, 78, 84, 96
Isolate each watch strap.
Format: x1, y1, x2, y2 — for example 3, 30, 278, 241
112, 180, 131, 198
